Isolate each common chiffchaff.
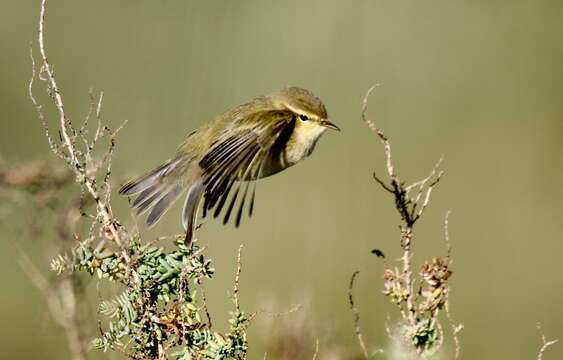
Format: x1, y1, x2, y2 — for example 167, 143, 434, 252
119, 87, 339, 243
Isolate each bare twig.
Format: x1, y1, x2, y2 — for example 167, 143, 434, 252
19, 253, 87, 360
37, 0, 75, 164
348, 271, 369, 359
28, 47, 60, 157
32, 0, 140, 286
408, 156, 444, 221
372, 172, 393, 193
444, 210, 452, 260
201, 287, 212, 329
413, 170, 444, 222
362, 84, 396, 181
360, 85, 455, 356
401, 227, 416, 326
233, 244, 244, 312
362, 84, 443, 229
4, 159, 86, 360
445, 301, 463, 360
258, 304, 304, 319
34, 0, 129, 259
443, 211, 462, 359
311, 338, 319, 360
537, 323, 558, 360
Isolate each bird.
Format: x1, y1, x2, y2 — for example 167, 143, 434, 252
119, 86, 339, 244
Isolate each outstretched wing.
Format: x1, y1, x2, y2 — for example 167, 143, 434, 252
199, 110, 295, 227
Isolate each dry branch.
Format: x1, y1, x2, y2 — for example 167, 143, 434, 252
348, 271, 369, 359
537, 323, 558, 360
27, 1, 250, 358
233, 244, 244, 312
33, 0, 131, 264
354, 85, 456, 358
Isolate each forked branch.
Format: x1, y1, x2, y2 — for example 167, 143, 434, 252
32, 0, 130, 261
352, 85, 456, 358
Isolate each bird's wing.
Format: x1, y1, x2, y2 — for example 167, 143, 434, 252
199, 110, 295, 227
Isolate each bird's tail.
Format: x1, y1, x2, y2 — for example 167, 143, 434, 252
119, 157, 204, 244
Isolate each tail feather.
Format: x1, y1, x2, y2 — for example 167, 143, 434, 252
132, 187, 157, 207
134, 183, 182, 217
182, 178, 204, 245
135, 188, 166, 214
120, 158, 205, 243
119, 161, 175, 195
146, 184, 183, 227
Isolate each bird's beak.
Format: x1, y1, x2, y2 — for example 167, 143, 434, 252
320, 119, 341, 131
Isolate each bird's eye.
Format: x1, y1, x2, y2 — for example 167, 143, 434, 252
299, 114, 309, 121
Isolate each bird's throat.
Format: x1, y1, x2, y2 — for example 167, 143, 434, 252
285, 124, 327, 164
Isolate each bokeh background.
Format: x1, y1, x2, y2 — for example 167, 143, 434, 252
1, 0, 562, 359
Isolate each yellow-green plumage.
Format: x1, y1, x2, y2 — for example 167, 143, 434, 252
119, 87, 339, 244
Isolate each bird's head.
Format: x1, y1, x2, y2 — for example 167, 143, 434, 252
271, 87, 340, 132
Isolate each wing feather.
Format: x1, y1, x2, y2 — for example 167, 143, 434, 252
200, 110, 295, 226
206, 140, 258, 211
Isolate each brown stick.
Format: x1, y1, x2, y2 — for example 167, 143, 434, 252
348, 271, 369, 359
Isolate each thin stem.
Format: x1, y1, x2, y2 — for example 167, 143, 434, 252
35, 0, 134, 275
348, 271, 369, 359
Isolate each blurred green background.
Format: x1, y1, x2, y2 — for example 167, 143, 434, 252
1, 0, 563, 358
